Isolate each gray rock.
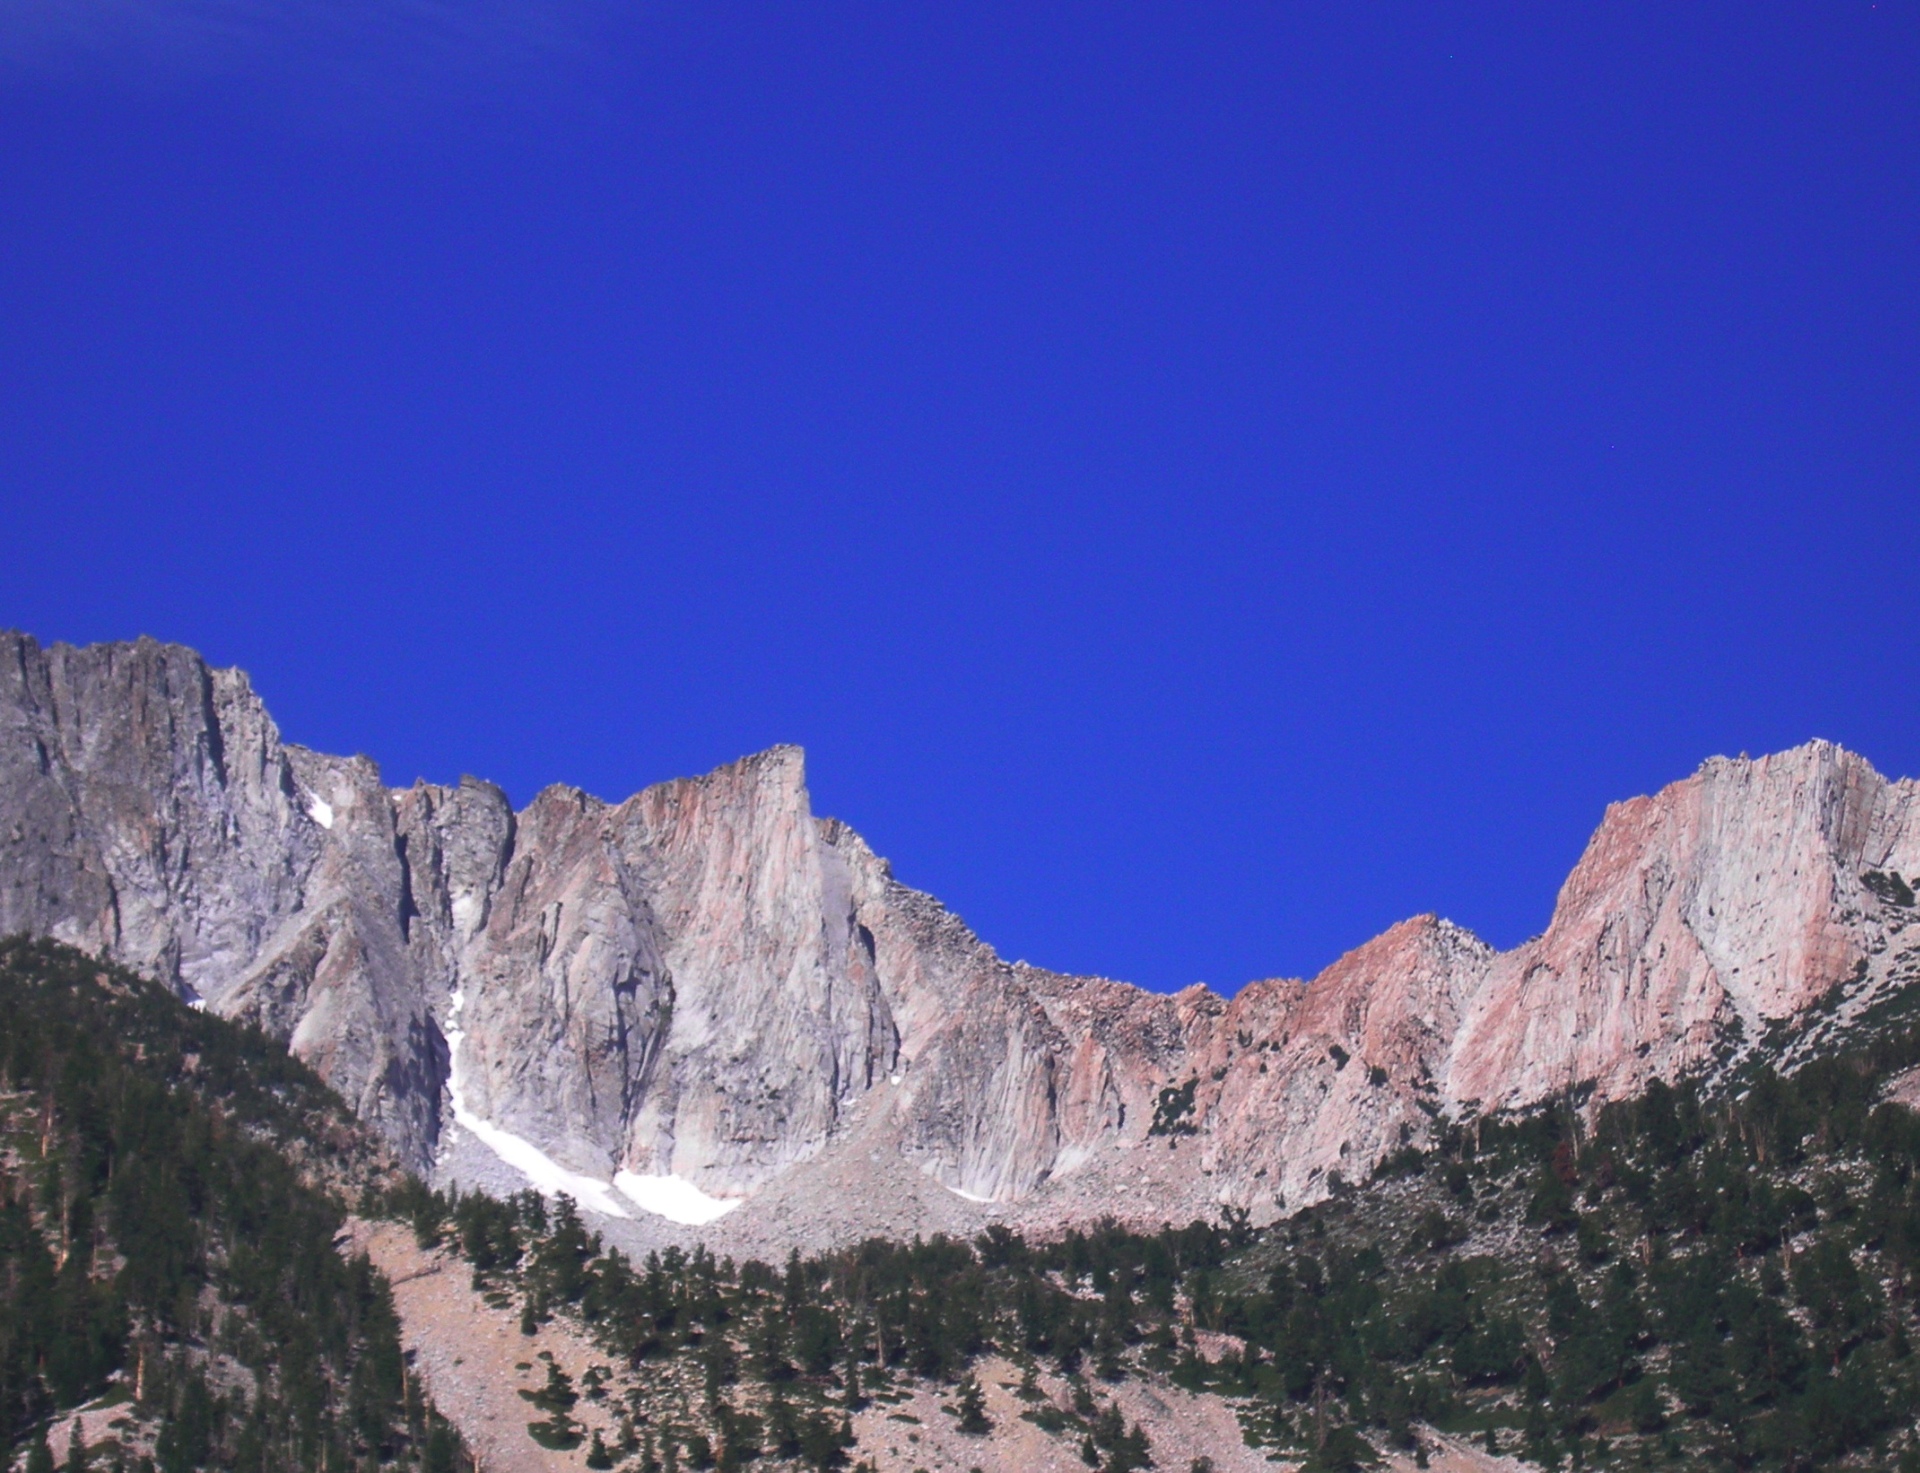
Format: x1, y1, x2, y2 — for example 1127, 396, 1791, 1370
4, 631, 1917, 1239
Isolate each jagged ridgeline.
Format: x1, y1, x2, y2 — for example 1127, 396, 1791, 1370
379, 992, 1920, 1473
9, 632, 1919, 1239
0, 937, 470, 1473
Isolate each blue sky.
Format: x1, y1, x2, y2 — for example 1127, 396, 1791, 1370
2, 3, 1915, 991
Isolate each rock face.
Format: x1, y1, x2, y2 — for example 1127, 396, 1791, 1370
4, 631, 1918, 1234
1445, 747, 1918, 1107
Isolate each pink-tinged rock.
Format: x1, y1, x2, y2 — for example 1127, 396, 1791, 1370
1445, 742, 1919, 1113
5, 631, 1918, 1236
1192, 914, 1489, 1208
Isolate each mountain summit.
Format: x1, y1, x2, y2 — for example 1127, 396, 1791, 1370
3, 632, 1915, 1246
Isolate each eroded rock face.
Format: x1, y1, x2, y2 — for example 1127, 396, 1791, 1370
4, 631, 1918, 1227
1445, 743, 1920, 1112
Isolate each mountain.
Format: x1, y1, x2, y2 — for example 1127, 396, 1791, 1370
375, 991, 1920, 1473
3, 631, 1917, 1247
24, 929, 1920, 1473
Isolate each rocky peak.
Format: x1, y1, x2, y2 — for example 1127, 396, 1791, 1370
3, 632, 1917, 1245
1443, 741, 1920, 1115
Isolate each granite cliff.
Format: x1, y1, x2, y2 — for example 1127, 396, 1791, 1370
4, 632, 1916, 1242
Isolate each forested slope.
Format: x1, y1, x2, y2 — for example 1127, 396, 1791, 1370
0, 937, 469, 1472
14, 926, 1920, 1473
386, 992, 1920, 1473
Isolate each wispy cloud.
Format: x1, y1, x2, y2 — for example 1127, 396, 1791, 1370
1, 0, 619, 120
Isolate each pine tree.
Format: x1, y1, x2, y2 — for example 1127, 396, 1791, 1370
766, 1380, 802, 1457
842, 1349, 864, 1410
528, 1360, 578, 1416
1017, 1363, 1042, 1401
585, 1429, 614, 1468
702, 1338, 731, 1411
783, 1249, 806, 1315
422, 1421, 460, 1473
523, 1360, 581, 1449
66, 1417, 90, 1473
25, 1429, 55, 1473
954, 1373, 990, 1434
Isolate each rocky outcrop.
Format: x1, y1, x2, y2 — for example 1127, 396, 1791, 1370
4, 631, 1918, 1234
1441, 744, 1920, 1110
0, 635, 445, 1157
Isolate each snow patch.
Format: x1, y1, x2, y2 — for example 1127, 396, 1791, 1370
442, 986, 631, 1220
306, 795, 334, 830
943, 1182, 996, 1204
454, 1113, 633, 1221
449, 892, 481, 935
614, 1171, 743, 1226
